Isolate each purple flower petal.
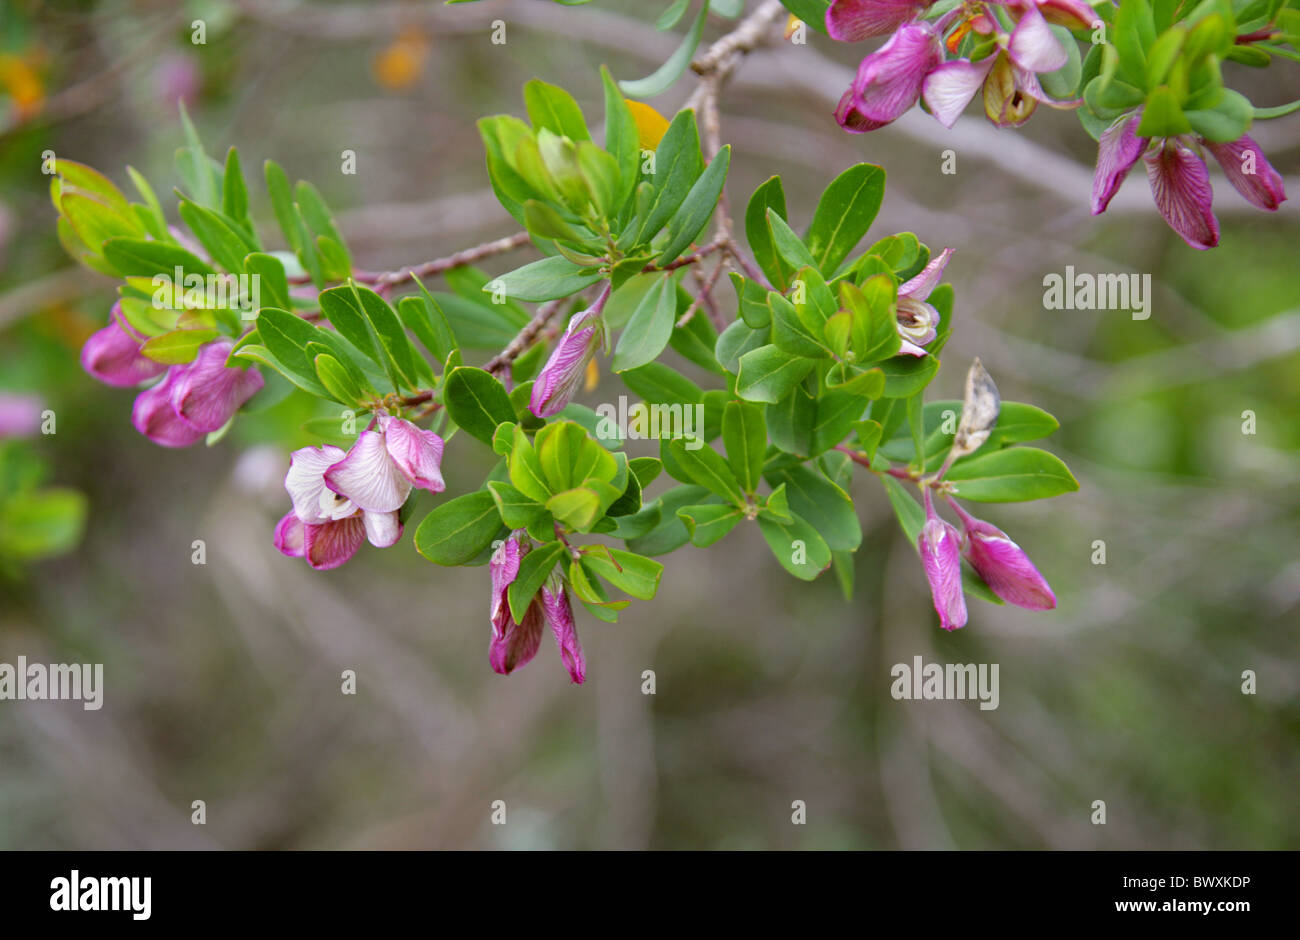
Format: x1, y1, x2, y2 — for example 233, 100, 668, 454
961, 517, 1056, 610
362, 509, 402, 548
542, 585, 586, 685
1092, 109, 1145, 215
273, 511, 306, 558
324, 429, 413, 513
1144, 139, 1220, 250
489, 600, 545, 676
1011, 0, 1099, 31
919, 516, 967, 630
922, 59, 994, 128
171, 339, 265, 432
80, 304, 168, 387
285, 445, 351, 524
131, 369, 205, 448
825, 0, 932, 42
835, 87, 890, 133
379, 415, 445, 493
1204, 134, 1287, 212
303, 516, 366, 571
898, 246, 953, 300
1006, 3, 1067, 73
490, 534, 526, 638
530, 309, 601, 418
840, 23, 943, 131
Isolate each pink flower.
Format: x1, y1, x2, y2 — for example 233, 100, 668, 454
918, 493, 967, 631
895, 247, 952, 356
1203, 135, 1287, 212
488, 534, 587, 683
922, 4, 1078, 129
1091, 114, 1285, 250
80, 303, 167, 388
1143, 138, 1220, 250
1091, 109, 1146, 214
488, 533, 546, 675
0, 392, 41, 439
323, 414, 445, 513
275, 444, 402, 570
529, 285, 611, 419
836, 22, 943, 133
542, 583, 586, 684
130, 338, 264, 447
951, 501, 1055, 610
825, 0, 934, 41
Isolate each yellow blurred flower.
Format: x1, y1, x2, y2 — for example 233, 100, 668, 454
372, 28, 430, 91
626, 100, 670, 151
584, 354, 599, 393
0, 52, 46, 120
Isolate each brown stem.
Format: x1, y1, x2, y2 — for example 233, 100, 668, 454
288, 231, 531, 286
482, 297, 570, 376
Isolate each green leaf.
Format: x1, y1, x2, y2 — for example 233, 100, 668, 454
508, 540, 567, 622
722, 399, 767, 493
665, 438, 747, 507
546, 487, 603, 531
1137, 85, 1193, 136
765, 207, 818, 270
101, 238, 214, 279
736, 344, 816, 403
612, 274, 676, 372
140, 328, 219, 365
716, 318, 770, 374
221, 147, 250, 227
620, 361, 704, 404
601, 65, 640, 212
524, 78, 591, 142
657, 145, 730, 264
177, 199, 257, 274
398, 289, 458, 365
509, 425, 553, 502
757, 511, 831, 581
619, 1, 709, 98
945, 447, 1079, 502
414, 490, 504, 566
264, 160, 301, 254
767, 463, 861, 552
487, 480, 546, 529
635, 109, 705, 242
676, 503, 745, 547
244, 252, 291, 312
582, 547, 664, 600
444, 367, 516, 445
810, 387, 871, 456
769, 292, 830, 358
745, 176, 793, 290
490, 256, 603, 302
804, 163, 885, 275
313, 353, 366, 405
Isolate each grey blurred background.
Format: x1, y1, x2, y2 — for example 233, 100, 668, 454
0, 0, 1297, 849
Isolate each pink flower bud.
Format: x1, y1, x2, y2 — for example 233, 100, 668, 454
80, 303, 167, 387
960, 515, 1056, 611
919, 511, 967, 631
